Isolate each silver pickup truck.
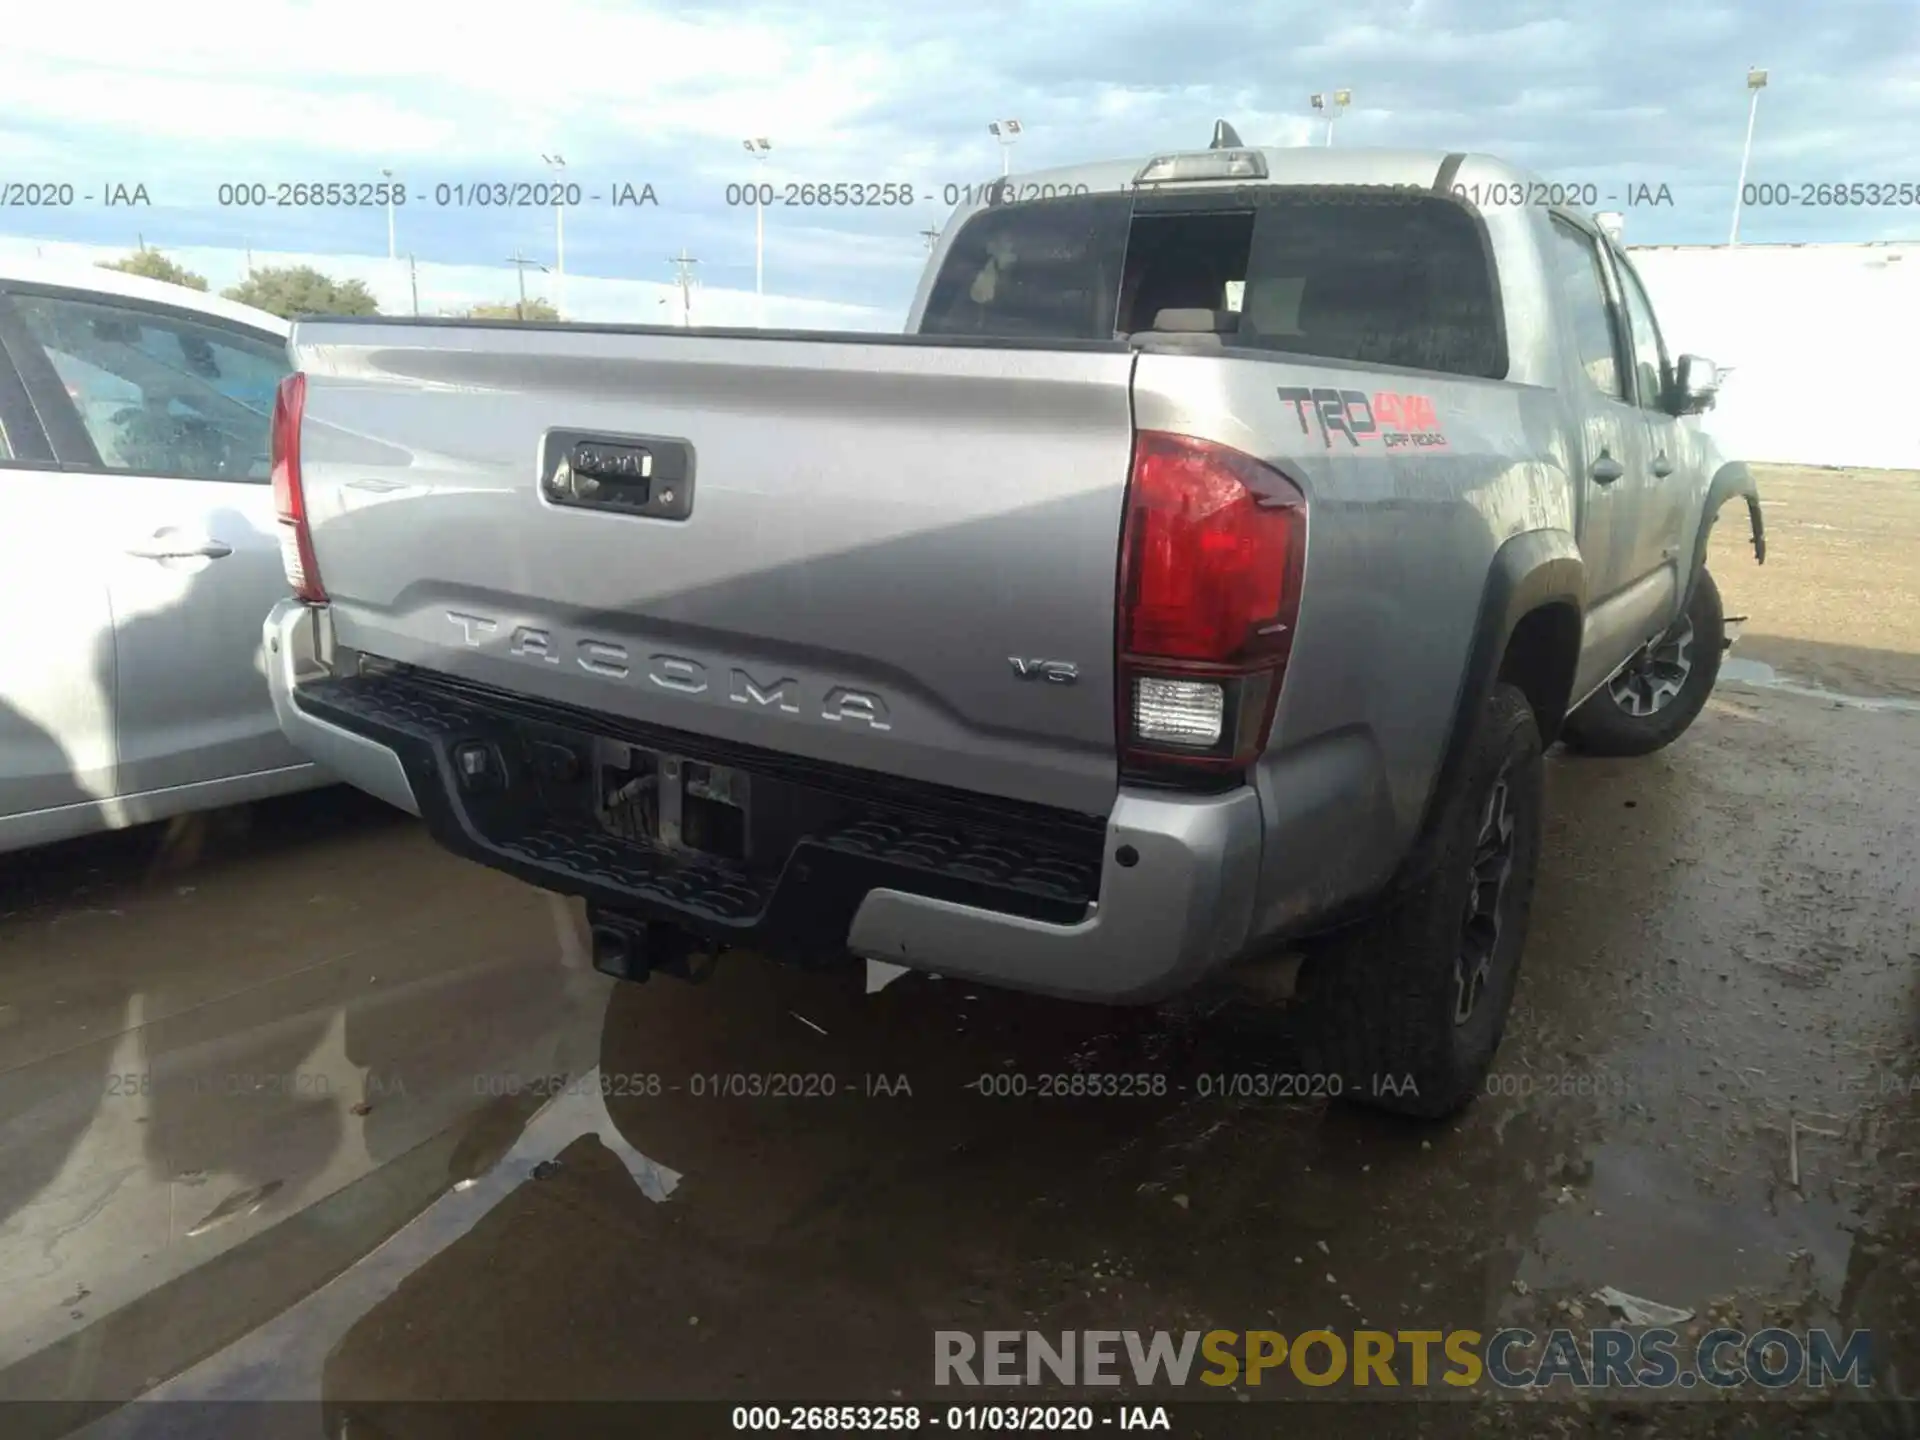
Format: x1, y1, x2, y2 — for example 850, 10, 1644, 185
263, 134, 1764, 1116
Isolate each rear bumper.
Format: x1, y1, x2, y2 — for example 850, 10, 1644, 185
265, 600, 420, 817
264, 601, 1263, 1003
844, 787, 1262, 1001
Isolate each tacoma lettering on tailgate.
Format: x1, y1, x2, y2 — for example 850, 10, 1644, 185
444, 612, 893, 731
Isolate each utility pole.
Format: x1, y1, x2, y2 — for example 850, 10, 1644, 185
408, 254, 420, 316
505, 251, 548, 319
920, 226, 941, 253
669, 248, 699, 327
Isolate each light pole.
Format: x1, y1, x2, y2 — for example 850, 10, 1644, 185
1309, 90, 1351, 146
381, 167, 396, 260
989, 119, 1022, 176
743, 138, 772, 324
1729, 68, 1768, 246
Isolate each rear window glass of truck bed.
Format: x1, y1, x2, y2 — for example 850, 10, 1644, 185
920, 192, 1134, 340
1233, 191, 1506, 379
922, 186, 1505, 381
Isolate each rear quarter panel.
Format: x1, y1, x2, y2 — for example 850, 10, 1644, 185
1131, 350, 1578, 935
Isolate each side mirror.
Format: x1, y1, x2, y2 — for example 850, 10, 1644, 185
1672, 354, 1720, 415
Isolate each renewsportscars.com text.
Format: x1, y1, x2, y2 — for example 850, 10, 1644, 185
934, 1328, 1874, 1391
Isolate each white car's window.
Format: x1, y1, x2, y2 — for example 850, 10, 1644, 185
41, 347, 141, 466
12, 293, 288, 483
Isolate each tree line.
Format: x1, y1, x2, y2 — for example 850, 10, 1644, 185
97, 247, 557, 321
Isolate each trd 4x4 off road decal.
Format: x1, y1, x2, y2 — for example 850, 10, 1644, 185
1276, 386, 1450, 450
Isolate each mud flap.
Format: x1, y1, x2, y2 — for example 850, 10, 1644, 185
1742, 490, 1767, 564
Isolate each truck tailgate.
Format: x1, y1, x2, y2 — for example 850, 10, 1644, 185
290, 323, 1137, 817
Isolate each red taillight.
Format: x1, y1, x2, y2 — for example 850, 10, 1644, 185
1117, 431, 1307, 775
271, 372, 326, 603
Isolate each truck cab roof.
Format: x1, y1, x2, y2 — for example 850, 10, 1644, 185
981, 146, 1551, 205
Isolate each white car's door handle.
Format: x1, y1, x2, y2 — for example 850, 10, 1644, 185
127, 537, 234, 561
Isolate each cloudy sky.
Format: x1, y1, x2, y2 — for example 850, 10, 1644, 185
3, 0, 1916, 315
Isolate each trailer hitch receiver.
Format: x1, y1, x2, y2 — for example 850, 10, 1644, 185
587, 908, 722, 985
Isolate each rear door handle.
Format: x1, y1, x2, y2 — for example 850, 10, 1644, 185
1590, 455, 1625, 485
127, 536, 233, 561
1651, 452, 1675, 478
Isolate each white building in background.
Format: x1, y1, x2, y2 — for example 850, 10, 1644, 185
1627, 241, 1919, 472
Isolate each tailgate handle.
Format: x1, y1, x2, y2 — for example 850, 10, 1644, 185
573, 442, 653, 485
541, 430, 695, 521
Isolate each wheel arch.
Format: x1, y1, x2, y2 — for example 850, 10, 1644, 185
1682, 461, 1765, 613
1404, 529, 1585, 877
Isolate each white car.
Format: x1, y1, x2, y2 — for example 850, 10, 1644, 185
0, 257, 326, 854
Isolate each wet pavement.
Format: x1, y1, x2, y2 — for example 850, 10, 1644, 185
0, 675, 1912, 1439
2, 467, 1918, 1438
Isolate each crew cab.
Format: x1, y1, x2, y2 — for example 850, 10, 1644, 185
262, 132, 1765, 1115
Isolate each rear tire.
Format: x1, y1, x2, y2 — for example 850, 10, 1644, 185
1289, 682, 1545, 1119
1561, 568, 1724, 758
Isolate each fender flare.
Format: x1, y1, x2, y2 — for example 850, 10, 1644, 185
1406, 529, 1586, 871
1683, 461, 1766, 612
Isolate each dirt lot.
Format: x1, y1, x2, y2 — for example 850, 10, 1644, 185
1713, 464, 1920, 699
0, 468, 1915, 1439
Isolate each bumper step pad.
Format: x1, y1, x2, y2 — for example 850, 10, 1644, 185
294, 672, 1101, 952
